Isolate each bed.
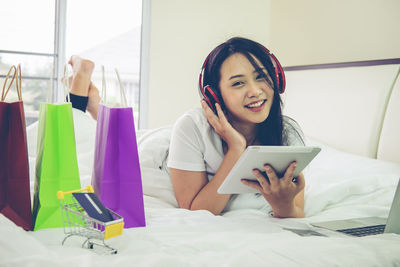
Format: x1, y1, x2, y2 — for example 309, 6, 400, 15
1, 61, 400, 266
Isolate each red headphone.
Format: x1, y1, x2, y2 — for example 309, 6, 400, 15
198, 47, 285, 113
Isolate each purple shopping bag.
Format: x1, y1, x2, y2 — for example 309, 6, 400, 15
91, 69, 145, 228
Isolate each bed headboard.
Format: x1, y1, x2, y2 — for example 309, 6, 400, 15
377, 70, 400, 163
282, 60, 400, 164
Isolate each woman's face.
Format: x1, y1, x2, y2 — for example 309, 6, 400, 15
219, 53, 274, 125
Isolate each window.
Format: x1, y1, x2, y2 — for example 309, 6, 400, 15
0, 0, 142, 127
66, 0, 142, 127
0, 0, 56, 126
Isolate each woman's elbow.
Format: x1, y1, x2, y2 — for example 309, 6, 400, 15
176, 198, 192, 210
188, 201, 221, 216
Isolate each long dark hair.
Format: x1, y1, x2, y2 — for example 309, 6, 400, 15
202, 37, 284, 146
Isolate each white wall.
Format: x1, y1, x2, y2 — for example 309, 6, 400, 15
270, 0, 400, 66
140, 0, 400, 129
140, 0, 271, 129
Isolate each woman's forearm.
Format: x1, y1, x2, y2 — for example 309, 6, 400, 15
189, 147, 244, 215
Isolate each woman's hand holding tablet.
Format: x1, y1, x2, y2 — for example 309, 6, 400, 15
217, 146, 321, 194
241, 162, 306, 217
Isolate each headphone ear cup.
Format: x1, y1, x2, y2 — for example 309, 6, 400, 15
204, 85, 222, 114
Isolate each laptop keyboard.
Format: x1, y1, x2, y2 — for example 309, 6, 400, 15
337, 224, 386, 237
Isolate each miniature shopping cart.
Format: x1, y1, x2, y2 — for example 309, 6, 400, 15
57, 186, 124, 254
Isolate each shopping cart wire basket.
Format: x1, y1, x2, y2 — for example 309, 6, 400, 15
57, 185, 124, 254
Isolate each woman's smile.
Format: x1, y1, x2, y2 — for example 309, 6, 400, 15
245, 99, 267, 112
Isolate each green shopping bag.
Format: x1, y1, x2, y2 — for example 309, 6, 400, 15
32, 77, 81, 230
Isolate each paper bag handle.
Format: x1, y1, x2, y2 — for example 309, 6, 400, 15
115, 68, 127, 107
15, 64, 22, 100
101, 65, 106, 104
63, 64, 71, 103
100, 66, 128, 107
1, 65, 20, 102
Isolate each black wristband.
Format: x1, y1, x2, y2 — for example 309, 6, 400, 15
68, 93, 89, 112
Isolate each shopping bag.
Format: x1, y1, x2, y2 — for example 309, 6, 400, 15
0, 65, 33, 230
32, 67, 81, 230
92, 67, 146, 228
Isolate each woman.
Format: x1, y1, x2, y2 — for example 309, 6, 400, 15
167, 37, 306, 218
68, 37, 305, 218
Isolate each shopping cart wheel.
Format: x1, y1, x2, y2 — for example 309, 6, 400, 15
112, 250, 118, 255
88, 242, 94, 249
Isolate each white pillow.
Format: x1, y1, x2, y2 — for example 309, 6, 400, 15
137, 126, 178, 207
137, 126, 172, 170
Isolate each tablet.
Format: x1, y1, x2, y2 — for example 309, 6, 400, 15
217, 146, 321, 194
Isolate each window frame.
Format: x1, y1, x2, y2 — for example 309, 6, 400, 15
54, 0, 67, 103
1, 0, 146, 128
0, 0, 66, 121
138, 0, 150, 129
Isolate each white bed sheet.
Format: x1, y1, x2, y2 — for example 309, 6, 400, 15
1, 110, 400, 267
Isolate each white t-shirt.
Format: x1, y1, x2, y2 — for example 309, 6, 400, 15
167, 107, 305, 213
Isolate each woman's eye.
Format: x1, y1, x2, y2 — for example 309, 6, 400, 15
256, 74, 265, 80
232, 81, 244, 87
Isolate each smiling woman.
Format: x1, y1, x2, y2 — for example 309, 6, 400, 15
168, 37, 306, 218
219, 53, 275, 126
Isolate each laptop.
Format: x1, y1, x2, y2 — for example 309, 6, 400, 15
311, 179, 400, 237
